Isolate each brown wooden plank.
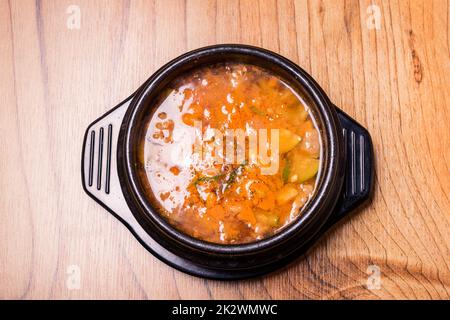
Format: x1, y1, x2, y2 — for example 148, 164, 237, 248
0, 0, 448, 299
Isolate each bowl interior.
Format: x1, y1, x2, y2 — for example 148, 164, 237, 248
124, 46, 338, 254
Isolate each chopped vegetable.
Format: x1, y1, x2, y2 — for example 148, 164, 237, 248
255, 210, 280, 227
237, 205, 256, 225
140, 62, 321, 244
223, 161, 247, 191
193, 173, 224, 186
282, 158, 290, 184
278, 129, 302, 153
287, 155, 320, 183
250, 105, 265, 116
276, 184, 299, 205
284, 104, 308, 125
208, 205, 225, 220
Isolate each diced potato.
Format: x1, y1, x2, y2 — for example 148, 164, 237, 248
278, 89, 299, 107
255, 210, 280, 227
276, 184, 299, 205
254, 223, 270, 236
279, 129, 302, 153
237, 205, 256, 225
284, 104, 308, 125
288, 155, 320, 183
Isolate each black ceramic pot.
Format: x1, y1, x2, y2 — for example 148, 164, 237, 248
81, 44, 374, 280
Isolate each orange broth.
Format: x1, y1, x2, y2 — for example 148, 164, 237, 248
138, 63, 321, 244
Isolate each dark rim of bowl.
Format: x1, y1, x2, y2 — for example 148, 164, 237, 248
123, 44, 342, 255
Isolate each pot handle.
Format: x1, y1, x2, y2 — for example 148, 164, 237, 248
81, 95, 195, 266
81, 95, 134, 221
325, 107, 375, 227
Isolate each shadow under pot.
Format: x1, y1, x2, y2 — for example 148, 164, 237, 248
81, 44, 374, 280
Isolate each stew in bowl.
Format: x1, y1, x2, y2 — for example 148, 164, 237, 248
82, 44, 374, 279
138, 62, 321, 244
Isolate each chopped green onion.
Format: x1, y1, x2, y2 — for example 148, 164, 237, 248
223, 161, 247, 191
250, 105, 265, 116
193, 174, 224, 186
282, 159, 290, 183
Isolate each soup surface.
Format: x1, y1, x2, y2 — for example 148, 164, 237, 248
138, 63, 321, 244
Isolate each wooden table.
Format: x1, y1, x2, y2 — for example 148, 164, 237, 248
1, 0, 449, 299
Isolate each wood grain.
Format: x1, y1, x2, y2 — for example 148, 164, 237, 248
0, 0, 449, 299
